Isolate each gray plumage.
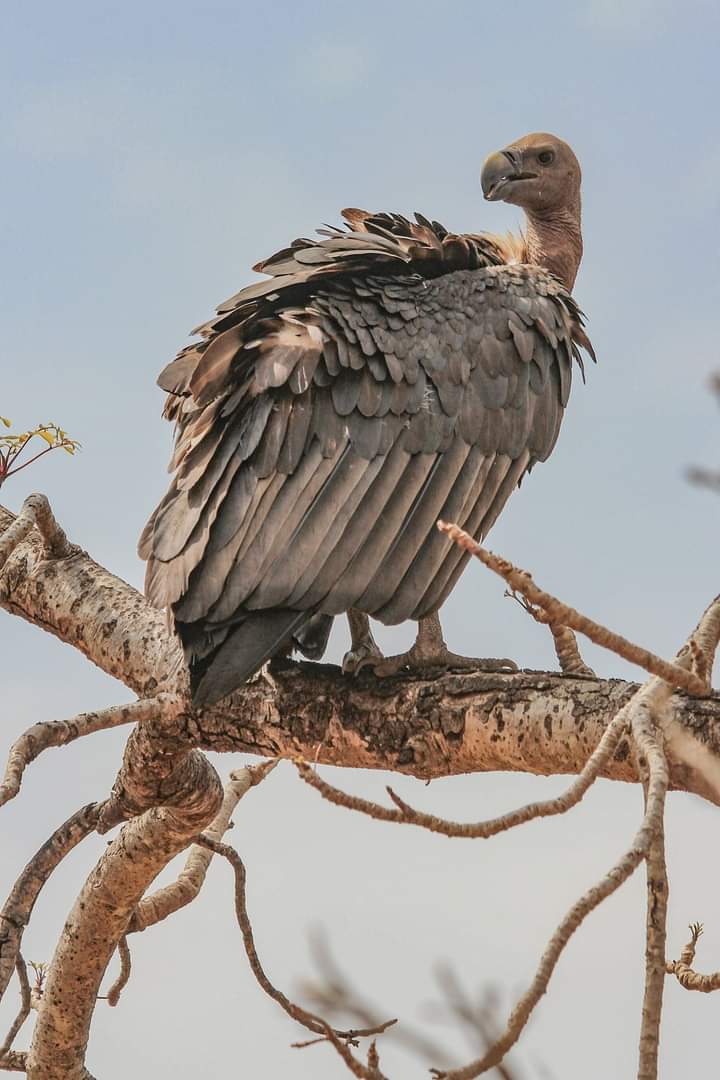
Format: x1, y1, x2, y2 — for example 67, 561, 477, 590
140, 204, 594, 707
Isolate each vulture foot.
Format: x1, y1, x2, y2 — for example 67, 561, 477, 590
344, 611, 518, 678
342, 609, 384, 674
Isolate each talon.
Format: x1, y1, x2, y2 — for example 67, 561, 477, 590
342, 642, 383, 675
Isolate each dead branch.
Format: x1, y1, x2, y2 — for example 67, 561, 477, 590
3, 502, 720, 800
0, 804, 101, 1002
295, 703, 628, 839
128, 763, 275, 933
0, 956, 31, 1061
0, 698, 177, 810
630, 690, 672, 1080
666, 923, 720, 992
684, 594, 720, 688
0, 1051, 27, 1072
429, 681, 670, 1080
197, 835, 394, 1078
26, 757, 223, 1079
438, 521, 707, 695
300, 932, 454, 1066
0, 495, 74, 572
507, 591, 595, 677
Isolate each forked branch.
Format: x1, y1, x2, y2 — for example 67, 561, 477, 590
197, 836, 394, 1079
294, 702, 628, 839
438, 521, 708, 695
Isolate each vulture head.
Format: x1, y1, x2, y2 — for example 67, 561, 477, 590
481, 132, 581, 214
481, 132, 583, 291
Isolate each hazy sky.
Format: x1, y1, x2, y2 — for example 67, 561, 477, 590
2, 1, 719, 1077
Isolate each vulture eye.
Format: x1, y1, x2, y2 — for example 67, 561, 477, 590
537, 150, 555, 165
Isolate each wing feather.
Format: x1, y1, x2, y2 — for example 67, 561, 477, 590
141, 214, 594, 696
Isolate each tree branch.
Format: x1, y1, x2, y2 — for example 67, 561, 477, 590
26, 756, 223, 1079
127, 762, 276, 933
666, 923, 720, 992
0, 804, 101, 1003
294, 702, 629, 838
430, 680, 670, 1080
3, 501, 720, 803
0, 699, 174, 810
437, 521, 707, 695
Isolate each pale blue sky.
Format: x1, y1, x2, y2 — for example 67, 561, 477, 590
1, 2, 719, 1077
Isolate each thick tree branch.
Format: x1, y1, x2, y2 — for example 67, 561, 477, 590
2, 501, 720, 803
0, 504, 180, 698
127, 762, 276, 933
26, 756, 223, 1079
294, 703, 629, 838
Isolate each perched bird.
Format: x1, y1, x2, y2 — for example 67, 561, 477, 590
140, 132, 594, 708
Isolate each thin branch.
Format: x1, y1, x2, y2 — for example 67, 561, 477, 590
684, 594, 720, 688
105, 938, 131, 1008
430, 684, 670, 1080
301, 932, 453, 1066
0, 494, 74, 570
0, 1050, 26, 1072
196, 835, 393, 1079
666, 923, 720, 992
294, 704, 628, 839
631, 694, 671, 1080
437, 521, 708, 695
0, 697, 178, 810
0, 803, 101, 1003
128, 762, 276, 933
0, 956, 31, 1060
507, 591, 595, 677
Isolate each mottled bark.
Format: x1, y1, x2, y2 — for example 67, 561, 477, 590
26, 759, 223, 1080
2, 498, 720, 1079
2, 503, 720, 800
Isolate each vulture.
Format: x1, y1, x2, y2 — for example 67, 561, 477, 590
139, 132, 594, 708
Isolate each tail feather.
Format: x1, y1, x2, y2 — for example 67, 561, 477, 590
190, 609, 308, 708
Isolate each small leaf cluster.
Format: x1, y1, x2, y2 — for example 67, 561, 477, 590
0, 418, 80, 488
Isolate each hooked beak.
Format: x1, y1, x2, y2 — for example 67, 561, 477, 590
481, 148, 537, 201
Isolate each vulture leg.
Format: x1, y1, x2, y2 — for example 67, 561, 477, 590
342, 608, 383, 673
350, 612, 517, 678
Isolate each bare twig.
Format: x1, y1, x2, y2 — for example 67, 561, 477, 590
302, 933, 454, 1066
128, 763, 276, 933
631, 693, 672, 1080
196, 835, 393, 1078
429, 683, 670, 1080
0, 697, 179, 810
105, 938, 131, 1008
438, 521, 708, 695
666, 923, 720, 992
0, 956, 31, 1060
0, 1050, 27, 1072
507, 591, 595, 677
295, 704, 628, 839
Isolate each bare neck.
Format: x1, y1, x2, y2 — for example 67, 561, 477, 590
524, 200, 583, 292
